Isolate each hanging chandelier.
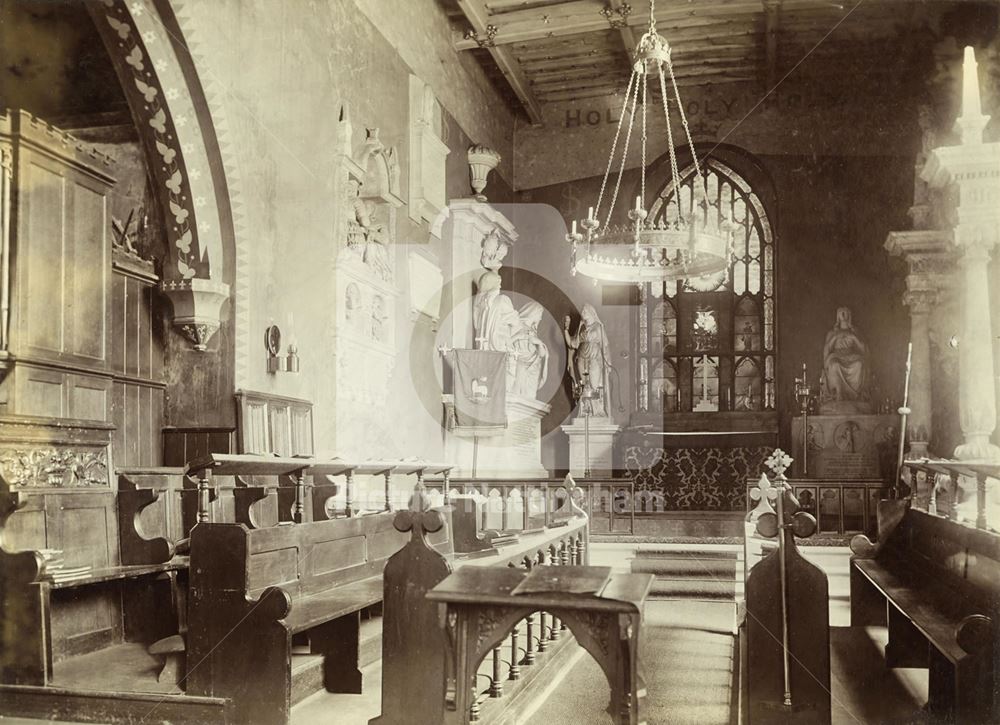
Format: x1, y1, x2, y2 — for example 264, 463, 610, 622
566, 0, 734, 285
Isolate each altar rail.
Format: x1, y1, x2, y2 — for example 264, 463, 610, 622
425, 477, 635, 534
902, 459, 997, 531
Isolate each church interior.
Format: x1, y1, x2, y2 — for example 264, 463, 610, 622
0, 0, 999, 723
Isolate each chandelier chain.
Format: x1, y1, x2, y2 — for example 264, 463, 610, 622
667, 58, 707, 194
606, 71, 641, 230
594, 71, 637, 222
658, 65, 683, 224
640, 66, 648, 216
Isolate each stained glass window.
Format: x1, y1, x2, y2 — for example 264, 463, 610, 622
636, 158, 776, 413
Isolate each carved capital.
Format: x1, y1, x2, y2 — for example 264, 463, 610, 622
903, 288, 937, 314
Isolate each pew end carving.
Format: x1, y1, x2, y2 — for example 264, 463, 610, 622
117, 473, 175, 565
369, 494, 453, 725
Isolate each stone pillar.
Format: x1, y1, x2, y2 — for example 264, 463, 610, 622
902, 290, 935, 457
922, 47, 1000, 461
954, 242, 1000, 459
885, 231, 954, 457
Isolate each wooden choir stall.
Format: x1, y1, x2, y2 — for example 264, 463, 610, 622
0, 446, 600, 724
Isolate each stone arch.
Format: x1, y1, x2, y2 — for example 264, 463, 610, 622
87, 0, 243, 358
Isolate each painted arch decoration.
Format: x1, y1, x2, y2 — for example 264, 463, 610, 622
87, 0, 233, 352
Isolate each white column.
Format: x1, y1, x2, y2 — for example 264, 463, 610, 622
922, 47, 1000, 461
955, 242, 1000, 459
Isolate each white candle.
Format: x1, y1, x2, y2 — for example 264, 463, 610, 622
635, 195, 641, 212
588, 206, 595, 220
571, 220, 577, 235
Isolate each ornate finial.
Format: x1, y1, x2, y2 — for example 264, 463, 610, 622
464, 24, 498, 48
765, 448, 793, 480
749, 473, 777, 504
394, 483, 445, 543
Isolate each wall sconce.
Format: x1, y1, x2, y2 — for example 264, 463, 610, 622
265, 325, 301, 374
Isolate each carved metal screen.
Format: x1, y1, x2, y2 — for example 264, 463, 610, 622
639, 158, 776, 414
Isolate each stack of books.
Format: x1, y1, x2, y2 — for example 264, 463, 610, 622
39, 549, 92, 584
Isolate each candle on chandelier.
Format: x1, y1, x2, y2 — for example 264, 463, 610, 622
635, 196, 641, 212
588, 206, 595, 220
571, 220, 577, 235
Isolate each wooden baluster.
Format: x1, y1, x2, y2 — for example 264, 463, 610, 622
560, 540, 570, 632
198, 471, 212, 523
522, 555, 536, 665
536, 550, 548, 652
293, 470, 306, 523
548, 544, 561, 641
505, 562, 521, 681
976, 472, 987, 530
470, 685, 480, 722
928, 471, 938, 515
443, 470, 451, 505
509, 621, 521, 680
489, 646, 503, 697
543, 483, 552, 528
576, 535, 586, 565
345, 470, 355, 518
521, 484, 529, 529
949, 471, 960, 521
384, 472, 392, 512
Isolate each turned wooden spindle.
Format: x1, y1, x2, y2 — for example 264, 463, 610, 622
197, 473, 212, 523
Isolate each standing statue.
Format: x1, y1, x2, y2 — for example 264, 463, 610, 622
564, 304, 612, 418
819, 307, 872, 414
512, 301, 549, 397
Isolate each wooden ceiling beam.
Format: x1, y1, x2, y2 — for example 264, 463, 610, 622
607, 0, 638, 67
764, 0, 780, 87
455, 1, 768, 50
455, 0, 544, 124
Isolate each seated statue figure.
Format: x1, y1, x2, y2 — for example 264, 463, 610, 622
512, 301, 549, 397
819, 306, 872, 414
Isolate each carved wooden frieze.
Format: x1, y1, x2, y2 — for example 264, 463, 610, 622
0, 447, 108, 488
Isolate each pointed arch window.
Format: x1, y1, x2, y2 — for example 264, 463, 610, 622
637, 158, 776, 414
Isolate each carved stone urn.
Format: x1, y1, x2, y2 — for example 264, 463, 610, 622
467, 144, 501, 201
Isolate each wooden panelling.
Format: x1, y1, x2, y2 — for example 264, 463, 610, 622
19, 160, 66, 357
4, 490, 121, 661
68, 374, 109, 422
14, 365, 64, 418
161, 427, 235, 468
70, 184, 107, 363
108, 257, 166, 468
235, 390, 313, 457
15, 151, 111, 370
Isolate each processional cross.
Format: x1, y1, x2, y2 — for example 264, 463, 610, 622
753, 448, 818, 711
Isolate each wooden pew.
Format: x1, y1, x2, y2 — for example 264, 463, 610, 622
851, 499, 999, 723
185, 510, 453, 725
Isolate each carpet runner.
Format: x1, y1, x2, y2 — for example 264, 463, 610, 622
630, 547, 740, 601
523, 600, 737, 725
